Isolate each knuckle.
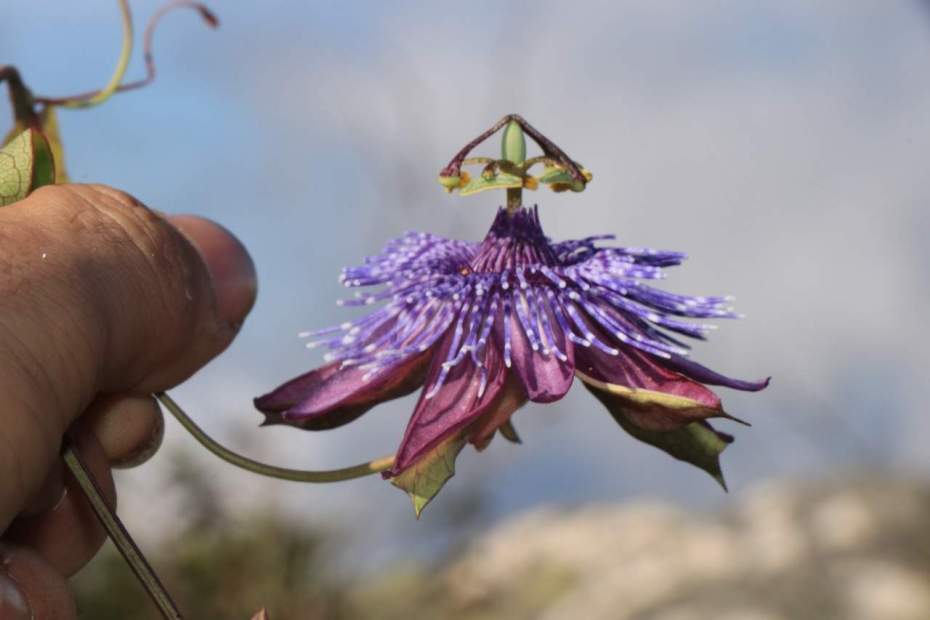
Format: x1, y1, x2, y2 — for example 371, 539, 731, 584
39, 185, 222, 368
5, 184, 228, 392
81, 183, 141, 208
57, 185, 207, 316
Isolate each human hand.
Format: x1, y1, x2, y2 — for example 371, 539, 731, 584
0, 184, 256, 618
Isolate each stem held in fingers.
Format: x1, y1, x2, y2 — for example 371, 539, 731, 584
61, 439, 183, 619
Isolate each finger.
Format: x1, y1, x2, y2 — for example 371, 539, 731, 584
84, 393, 164, 468
0, 543, 77, 620
0, 183, 256, 528
18, 464, 64, 519
4, 425, 114, 577
168, 215, 258, 329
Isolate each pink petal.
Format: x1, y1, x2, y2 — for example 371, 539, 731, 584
577, 370, 735, 432
575, 330, 721, 410
388, 331, 509, 474
662, 355, 770, 392
254, 351, 430, 430
469, 373, 527, 451
495, 304, 574, 403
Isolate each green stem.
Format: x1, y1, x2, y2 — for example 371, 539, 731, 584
502, 120, 525, 214
155, 392, 396, 482
62, 440, 182, 619
61, 0, 133, 109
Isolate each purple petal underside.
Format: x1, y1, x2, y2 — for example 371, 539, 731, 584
495, 304, 574, 403
574, 328, 722, 411
387, 328, 511, 475
577, 370, 739, 432
469, 373, 527, 451
254, 351, 430, 430
662, 355, 770, 392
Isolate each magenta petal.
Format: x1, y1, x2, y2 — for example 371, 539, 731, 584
662, 355, 771, 392
254, 351, 430, 430
469, 374, 527, 451
495, 305, 574, 403
575, 335, 722, 410
254, 363, 342, 413
388, 331, 508, 475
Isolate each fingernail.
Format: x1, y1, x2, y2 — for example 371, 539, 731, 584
169, 216, 258, 327
114, 405, 165, 469
0, 570, 31, 620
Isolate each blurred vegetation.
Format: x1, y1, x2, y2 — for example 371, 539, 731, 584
71, 449, 502, 619
71, 451, 502, 619
72, 454, 351, 619
72, 456, 930, 620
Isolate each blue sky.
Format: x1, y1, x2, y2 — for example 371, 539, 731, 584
3, 1, 930, 565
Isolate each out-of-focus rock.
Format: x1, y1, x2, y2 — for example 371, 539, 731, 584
405, 476, 930, 620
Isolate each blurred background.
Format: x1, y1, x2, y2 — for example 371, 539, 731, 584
3, 1, 929, 618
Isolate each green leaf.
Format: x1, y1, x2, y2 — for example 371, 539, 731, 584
0, 129, 56, 206
584, 382, 733, 490
3, 108, 69, 184
2, 130, 33, 205
38, 107, 69, 183
0, 130, 32, 206
390, 433, 467, 518
31, 129, 55, 189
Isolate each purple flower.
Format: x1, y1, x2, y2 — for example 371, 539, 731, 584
255, 205, 768, 514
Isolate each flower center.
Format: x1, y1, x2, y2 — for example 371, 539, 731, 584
470, 206, 558, 272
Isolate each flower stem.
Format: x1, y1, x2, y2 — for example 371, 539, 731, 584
61, 439, 182, 619
57, 0, 133, 109
155, 392, 396, 482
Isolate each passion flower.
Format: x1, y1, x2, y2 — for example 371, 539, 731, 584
255, 115, 768, 515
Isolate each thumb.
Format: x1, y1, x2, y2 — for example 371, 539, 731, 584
0, 183, 256, 528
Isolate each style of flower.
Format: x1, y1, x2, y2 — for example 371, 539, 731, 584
255, 115, 768, 515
